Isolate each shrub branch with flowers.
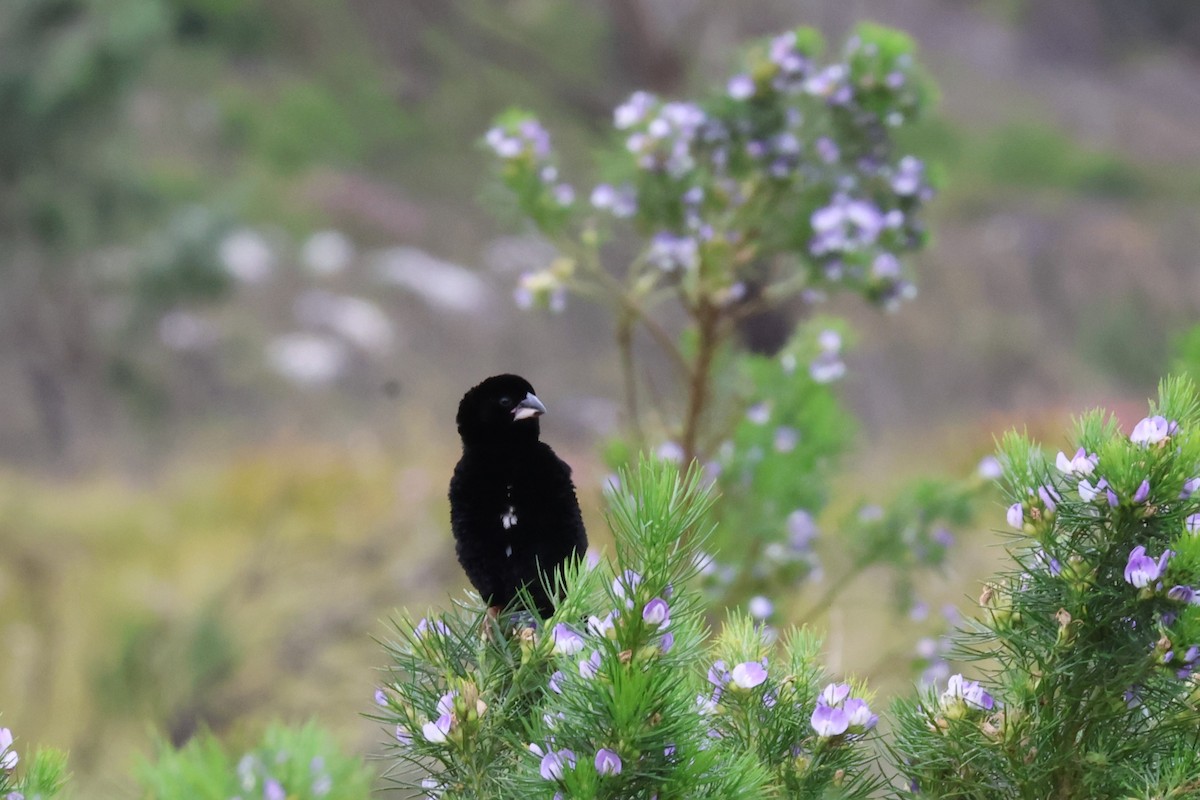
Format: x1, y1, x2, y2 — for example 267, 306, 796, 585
483, 23, 985, 630
375, 461, 883, 799
890, 377, 1200, 798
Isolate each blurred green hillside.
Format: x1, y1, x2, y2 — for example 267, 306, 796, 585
1, 0, 1199, 796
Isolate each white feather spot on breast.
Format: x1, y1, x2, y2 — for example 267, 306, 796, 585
501, 506, 518, 529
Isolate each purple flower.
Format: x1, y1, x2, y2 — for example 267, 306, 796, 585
1078, 477, 1107, 502
1006, 503, 1023, 530
1167, 585, 1196, 604
843, 697, 879, 731
774, 426, 799, 452
942, 674, 994, 711
814, 136, 839, 164
1180, 478, 1200, 500
395, 725, 413, 746
748, 595, 774, 620
589, 184, 637, 218
1037, 484, 1061, 513
891, 156, 924, 196
579, 650, 602, 679
730, 661, 767, 689
1132, 479, 1151, 505
788, 509, 818, 550
414, 617, 449, 638
422, 713, 452, 744
978, 455, 1003, 480
588, 612, 616, 638
708, 660, 730, 688
1124, 545, 1171, 588
643, 598, 670, 629
549, 670, 564, 694
648, 232, 699, 272
1056, 447, 1097, 476
264, 778, 286, 800
540, 748, 577, 781
0, 728, 17, 771
727, 74, 756, 100
552, 623, 584, 655
810, 704, 850, 737
810, 351, 845, 383
614, 91, 656, 129
374, 688, 388, 706
1187, 513, 1200, 534
1107, 487, 1120, 507
594, 748, 622, 776
1131, 415, 1174, 446
660, 632, 675, 654
820, 682, 851, 706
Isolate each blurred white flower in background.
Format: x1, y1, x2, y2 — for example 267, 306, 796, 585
371, 247, 488, 314
158, 310, 219, 352
301, 230, 355, 277
266, 333, 348, 386
218, 228, 276, 284
294, 290, 394, 355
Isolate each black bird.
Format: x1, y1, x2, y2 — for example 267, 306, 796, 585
449, 374, 587, 618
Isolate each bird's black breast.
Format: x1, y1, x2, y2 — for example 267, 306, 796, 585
449, 441, 586, 614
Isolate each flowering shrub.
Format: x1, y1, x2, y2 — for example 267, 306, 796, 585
376, 461, 882, 799
890, 378, 1200, 798
0, 725, 69, 800
484, 22, 981, 630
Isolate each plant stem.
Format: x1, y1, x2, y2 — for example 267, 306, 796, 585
617, 310, 644, 447
680, 301, 719, 466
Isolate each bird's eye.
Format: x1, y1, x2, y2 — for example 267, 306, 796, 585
498, 397, 514, 409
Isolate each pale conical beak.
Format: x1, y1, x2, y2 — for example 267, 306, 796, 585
512, 392, 547, 421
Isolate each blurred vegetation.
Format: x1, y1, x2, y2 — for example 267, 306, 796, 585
1, 0, 1199, 796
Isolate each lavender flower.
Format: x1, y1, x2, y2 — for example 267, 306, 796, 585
941, 674, 994, 711
810, 704, 850, 737
264, 779, 286, 800
422, 714, 452, 744
594, 748, 623, 776
579, 650, 602, 679
1167, 585, 1196, 604
1055, 447, 1097, 476
748, 595, 774, 620
1187, 513, 1200, 534
539, 748, 577, 781
613, 91, 657, 130
0, 728, 16, 771
1130, 415, 1175, 446
648, 232, 699, 272
1037, 484, 1061, 513
977, 455, 1003, 480
396, 725, 413, 746
660, 632, 675, 654
773, 426, 799, 452
708, 660, 730, 688
552, 623, 585, 655
890, 156, 924, 196
1132, 479, 1151, 505
414, 617, 449, 638
374, 688, 388, 706
1124, 545, 1171, 588
549, 671, 564, 694
810, 352, 846, 383
731, 660, 767, 689
727, 74, 756, 100
810, 194, 884, 255
843, 697, 879, 731
588, 612, 616, 638
1180, 477, 1200, 500
820, 682, 851, 706
1006, 503, 1023, 530
643, 598, 670, 629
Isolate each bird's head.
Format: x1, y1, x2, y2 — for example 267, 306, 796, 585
456, 374, 547, 446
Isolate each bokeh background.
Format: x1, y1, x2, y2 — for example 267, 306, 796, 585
1, 0, 1199, 795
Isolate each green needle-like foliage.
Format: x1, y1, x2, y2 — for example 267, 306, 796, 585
376, 460, 883, 799
890, 377, 1200, 799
